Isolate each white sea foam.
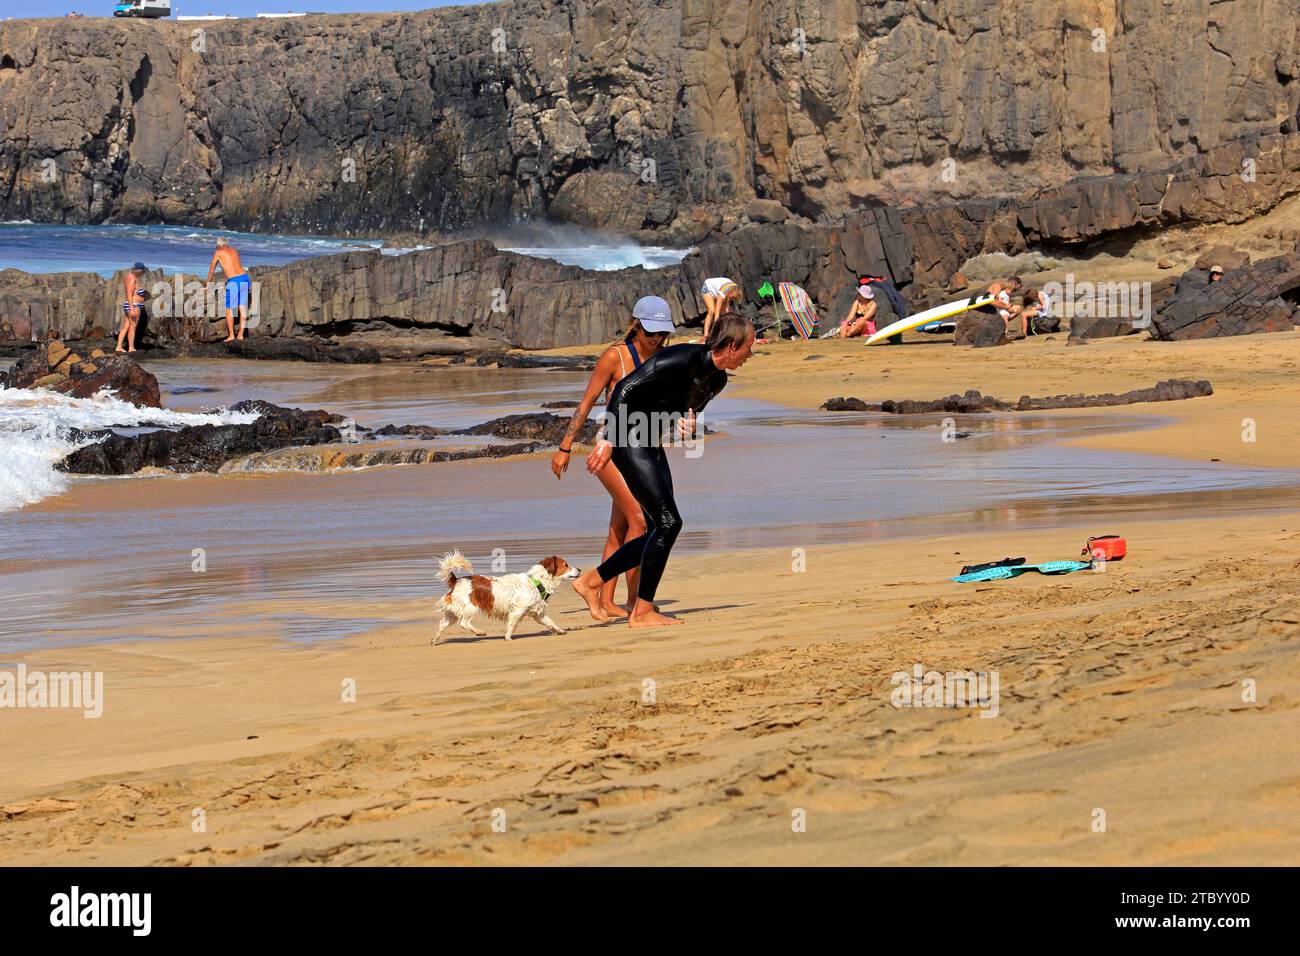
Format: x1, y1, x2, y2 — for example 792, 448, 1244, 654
0, 387, 259, 513
490, 222, 692, 271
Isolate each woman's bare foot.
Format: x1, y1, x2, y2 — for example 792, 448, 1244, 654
223, 336, 236, 342
599, 600, 627, 618
628, 608, 681, 628
115, 348, 126, 353
572, 573, 610, 622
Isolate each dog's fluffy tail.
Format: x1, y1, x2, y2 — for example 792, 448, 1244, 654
437, 550, 474, 587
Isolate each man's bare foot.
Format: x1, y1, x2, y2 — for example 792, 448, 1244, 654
236, 334, 245, 340
628, 608, 681, 628
115, 348, 126, 353
127, 348, 136, 353
572, 574, 610, 623
223, 336, 236, 342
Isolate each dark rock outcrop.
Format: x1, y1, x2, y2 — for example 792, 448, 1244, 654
1151, 256, 1300, 340
821, 380, 1213, 413
953, 310, 1008, 348
7, 132, 1300, 350
0, 341, 161, 407
58, 401, 343, 475
368, 424, 445, 439
2, 3, 1297, 231
218, 338, 382, 364
452, 413, 598, 445
474, 352, 600, 370
219, 441, 550, 472
1012, 379, 1214, 410
1193, 247, 1251, 272
1068, 313, 1140, 340
821, 397, 871, 412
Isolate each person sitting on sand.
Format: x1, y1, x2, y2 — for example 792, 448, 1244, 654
837, 284, 878, 338
207, 237, 252, 341
116, 261, 148, 353
551, 295, 674, 617
987, 276, 1023, 334
1015, 287, 1057, 337
572, 312, 755, 628
700, 277, 742, 339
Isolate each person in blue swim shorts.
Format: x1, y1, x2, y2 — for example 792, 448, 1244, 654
207, 237, 252, 341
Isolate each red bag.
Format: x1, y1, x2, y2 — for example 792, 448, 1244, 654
1083, 535, 1127, 561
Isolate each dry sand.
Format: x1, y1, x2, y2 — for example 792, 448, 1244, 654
3, 330, 1299, 865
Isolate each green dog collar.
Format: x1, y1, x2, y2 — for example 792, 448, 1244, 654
529, 577, 551, 599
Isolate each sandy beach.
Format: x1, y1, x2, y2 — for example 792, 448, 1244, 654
3, 332, 1299, 865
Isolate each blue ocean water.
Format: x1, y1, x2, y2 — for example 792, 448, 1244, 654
0, 223, 690, 277
0, 223, 381, 278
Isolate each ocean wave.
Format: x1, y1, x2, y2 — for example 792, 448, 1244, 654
498, 243, 692, 271
0, 388, 259, 513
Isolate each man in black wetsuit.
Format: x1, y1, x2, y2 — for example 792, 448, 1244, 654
573, 312, 756, 628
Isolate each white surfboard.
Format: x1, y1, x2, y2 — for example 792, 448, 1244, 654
864, 293, 995, 345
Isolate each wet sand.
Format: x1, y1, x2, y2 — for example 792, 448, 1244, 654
715, 330, 1300, 468
3, 330, 1299, 864
2, 510, 1297, 864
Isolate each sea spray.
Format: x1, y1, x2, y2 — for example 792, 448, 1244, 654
492, 222, 692, 271
0, 387, 260, 512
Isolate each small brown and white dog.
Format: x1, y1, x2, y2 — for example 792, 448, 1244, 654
432, 551, 580, 644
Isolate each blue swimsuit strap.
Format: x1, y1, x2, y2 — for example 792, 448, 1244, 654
624, 336, 642, 369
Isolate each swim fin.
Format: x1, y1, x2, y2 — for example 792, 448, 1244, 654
951, 560, 1092, 583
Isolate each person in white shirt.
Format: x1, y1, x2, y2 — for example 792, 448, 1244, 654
699, 277, 742, 338
1015, 287, 1056, 337
986, 276, 1023, 335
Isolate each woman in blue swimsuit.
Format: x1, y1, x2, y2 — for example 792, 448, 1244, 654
551, 296, 675, 618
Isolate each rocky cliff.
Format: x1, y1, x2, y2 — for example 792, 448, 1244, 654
5, 130, 1300, 349
2, 0, 1297, 235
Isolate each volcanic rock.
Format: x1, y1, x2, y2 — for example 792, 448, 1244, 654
953, 310, 1008, 348
58, 402, 343, 475
1151, 255, 1300, 340
368, 424, 445, 439
452, 413, 599, 445
0, 345, 161, 407
821, 380, 1212, 414
821, 397, 871, 412
1193, 246, 1251, 273
3, 4, 1297, 230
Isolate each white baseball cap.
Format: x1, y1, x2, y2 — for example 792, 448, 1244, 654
632, 295, 675, 333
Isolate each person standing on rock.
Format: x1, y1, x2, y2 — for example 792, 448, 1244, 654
572, 312, 755, 628
207, 238, 252, 341
116, 261, 148, 354
551, 295, 674, 617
